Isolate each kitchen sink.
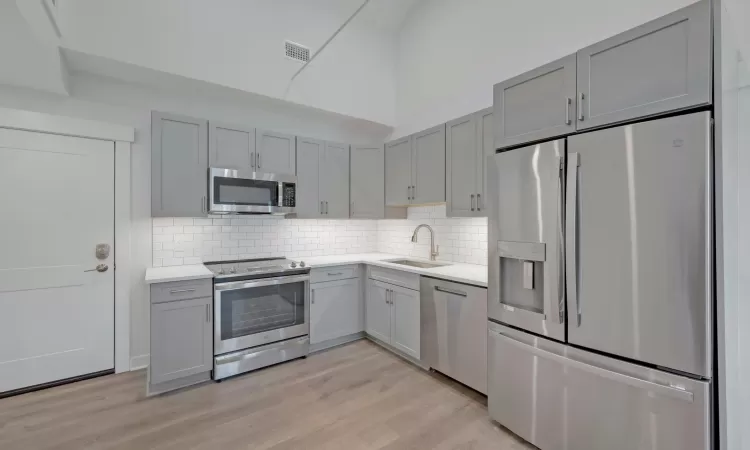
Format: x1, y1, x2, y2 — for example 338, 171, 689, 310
385, 259, 451, 269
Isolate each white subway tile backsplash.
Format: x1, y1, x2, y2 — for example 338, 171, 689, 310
152, 205, 487, 267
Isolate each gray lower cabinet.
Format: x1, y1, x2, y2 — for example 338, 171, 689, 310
385, 124, 446, 207
365, 278, 420, 360
208, 121, 256, 171
151, 112, 208, 217
255, 129, 296, 175
310, 277, 363, 345
577, 0, 711, 130
350, 145, 385, 219
295, 137, 350, 218
150, 299, 212, 387
493, 54, 577, 150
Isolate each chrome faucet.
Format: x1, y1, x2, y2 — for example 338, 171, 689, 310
411, 224, 439, 261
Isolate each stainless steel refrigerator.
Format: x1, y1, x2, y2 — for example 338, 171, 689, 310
486, 111, 713, 450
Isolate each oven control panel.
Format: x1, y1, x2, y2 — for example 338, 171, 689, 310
282, 182, 296, 207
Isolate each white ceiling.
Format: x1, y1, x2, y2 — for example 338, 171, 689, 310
353, 0, 421, 30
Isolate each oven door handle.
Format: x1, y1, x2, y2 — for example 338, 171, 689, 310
214, 274, 310, 291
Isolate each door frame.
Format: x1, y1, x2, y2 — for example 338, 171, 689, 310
0, 107, 135, 374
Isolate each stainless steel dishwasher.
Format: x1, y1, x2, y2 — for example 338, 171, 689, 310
420, 277, 487, 394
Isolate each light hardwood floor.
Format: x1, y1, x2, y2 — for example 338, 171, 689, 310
0, 340, 534, 450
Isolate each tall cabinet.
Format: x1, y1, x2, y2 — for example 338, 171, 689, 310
385, 124, 446, 207
151, 112, 208, 217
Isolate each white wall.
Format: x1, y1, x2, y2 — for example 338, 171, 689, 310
56, 0, 397, 126
0, 73, 390, 367
394, 0, 699, 137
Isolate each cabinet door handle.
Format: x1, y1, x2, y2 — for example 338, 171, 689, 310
328, 272, 343, 276
471, 194, 475, 211
326, 201, 329, 214
201, 196, 207, 214
407, 186, 410, 200
477, 193, 482, 211
257, 152, 261, 168
320, 201, 324, 215
578, 92, 585, 121
205, 304, 211, 322
565, 97, 572, 125
311, 290, 315, 304
170, 288, 196, 294
250, 152, 255, 168
412, 185, 416, 200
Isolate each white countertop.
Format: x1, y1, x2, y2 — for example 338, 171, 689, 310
302, 253, 487, 287
145, 253, 487, 287
145, 264, 214, 284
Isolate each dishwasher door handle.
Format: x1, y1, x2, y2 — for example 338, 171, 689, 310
435, 286, 467, 297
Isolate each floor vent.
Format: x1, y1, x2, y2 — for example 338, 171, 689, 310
285, 41, 310, 63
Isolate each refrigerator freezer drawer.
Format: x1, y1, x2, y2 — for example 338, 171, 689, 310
488, 322, 711, 450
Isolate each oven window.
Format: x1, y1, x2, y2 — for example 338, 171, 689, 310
219, 282, 305, 340
214, 176, 278, 206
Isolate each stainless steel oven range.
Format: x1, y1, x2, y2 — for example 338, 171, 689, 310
204, 257, 310, 380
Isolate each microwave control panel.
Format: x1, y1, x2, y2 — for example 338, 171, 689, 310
282, 183, 296, 207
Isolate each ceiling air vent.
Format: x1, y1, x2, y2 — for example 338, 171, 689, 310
285, 41, 310, 63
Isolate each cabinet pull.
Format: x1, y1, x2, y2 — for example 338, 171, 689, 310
477, 193, 482, 211
471, 194, 475, 211
578, 92, 585, 121
205, 304, 210, 322
257, 152, 261, 168
435, 286, 467, 297
170, 288, 196, 294
565, 97, 572, 125
320, 201, 324, 215
311, 290, 315, 304
250, 152, 255, 168
412, 185, 416, 200
407, 186, 411, 200
326, 201, 329, 214
201, 196, 207, 214
328, 272, 343, 276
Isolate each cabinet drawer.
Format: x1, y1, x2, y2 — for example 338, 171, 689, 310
367, 266, 419, 291
151, 279, 213, 303
310, 265, 360, 283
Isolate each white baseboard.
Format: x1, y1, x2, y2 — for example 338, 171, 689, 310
130, 354, 149, 371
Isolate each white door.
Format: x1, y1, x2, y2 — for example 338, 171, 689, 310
0, 128, 115, 393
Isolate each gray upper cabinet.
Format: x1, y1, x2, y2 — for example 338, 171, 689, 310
294, 137, 349, 218
446, 113, 477, 217
255, 129, 296, 175
296, 137, 324, 218
576, 0, 711, 130
208, 122, 256, 171
151, 112, 208, 217
447, 108, 492, 217
494, 54, 577, 150
150, 296, 213, 385
477, 108, 493, 216
411, 124, 446, 204
350, 145, 385, 219
322, 141, 350, 218
385, 137, 412, 206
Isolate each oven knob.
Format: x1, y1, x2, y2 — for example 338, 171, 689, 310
290, 261, 297, 268
218, 269, 225, 275
229, 267, 236, 274
299, 261, 306, 268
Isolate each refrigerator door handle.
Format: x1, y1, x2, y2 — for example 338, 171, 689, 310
556, 155, 565, 324
566, 152, 581, 327
489, 329, 694, 403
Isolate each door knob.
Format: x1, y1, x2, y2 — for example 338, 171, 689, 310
85, 264, 109, 273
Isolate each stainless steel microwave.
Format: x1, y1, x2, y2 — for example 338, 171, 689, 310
209, 168, 296, 215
